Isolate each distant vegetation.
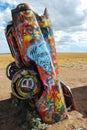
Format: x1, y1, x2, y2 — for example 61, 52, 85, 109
0, 53, 87, 69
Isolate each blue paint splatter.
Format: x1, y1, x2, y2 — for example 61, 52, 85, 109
27, 41, 52, 74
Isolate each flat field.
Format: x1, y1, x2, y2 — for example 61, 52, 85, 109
0, 53, 87, 130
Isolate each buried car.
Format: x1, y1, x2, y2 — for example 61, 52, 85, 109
5, 3, 75, 124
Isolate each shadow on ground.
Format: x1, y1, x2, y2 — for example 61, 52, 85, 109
0, 98, 22, 130
72, 86, 87, 118
0, 86, 87, 130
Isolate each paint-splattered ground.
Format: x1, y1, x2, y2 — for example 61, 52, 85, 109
0, 53, 87, 130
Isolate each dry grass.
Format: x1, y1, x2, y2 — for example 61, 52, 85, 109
0, 54, 13, 69
57, 53, 87, 60
56, 53, 87, 68
0, 53, 87, 69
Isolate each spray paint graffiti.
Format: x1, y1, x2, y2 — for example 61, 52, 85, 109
5, 3, 76, 124
27, 42, 52, 74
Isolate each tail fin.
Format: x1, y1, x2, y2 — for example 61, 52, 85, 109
60, 80, 76, 111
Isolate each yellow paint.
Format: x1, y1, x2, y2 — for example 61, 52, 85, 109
24, 34, 32, 41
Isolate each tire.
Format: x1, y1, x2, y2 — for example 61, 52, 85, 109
11, 69, 41, 100
6, 62, 19, 80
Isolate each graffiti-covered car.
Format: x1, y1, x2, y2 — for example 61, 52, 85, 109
5, 3, 75, 124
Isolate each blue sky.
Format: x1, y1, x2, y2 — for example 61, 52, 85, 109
0, 0, 87, 53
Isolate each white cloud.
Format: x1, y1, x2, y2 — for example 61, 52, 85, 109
54, 30, 87, 52
0, 0, 87, 53
0, 27, 10, 53
78, 0, 87, 11
0, 6, 12, 53
0, 0, 17, 6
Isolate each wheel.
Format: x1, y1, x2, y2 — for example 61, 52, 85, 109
6, 62, 19, 80
11, 69, 41, 100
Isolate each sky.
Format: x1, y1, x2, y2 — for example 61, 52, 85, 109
0, 0, 87, 53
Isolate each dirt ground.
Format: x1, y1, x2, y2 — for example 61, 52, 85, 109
0, 53, 87, 130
